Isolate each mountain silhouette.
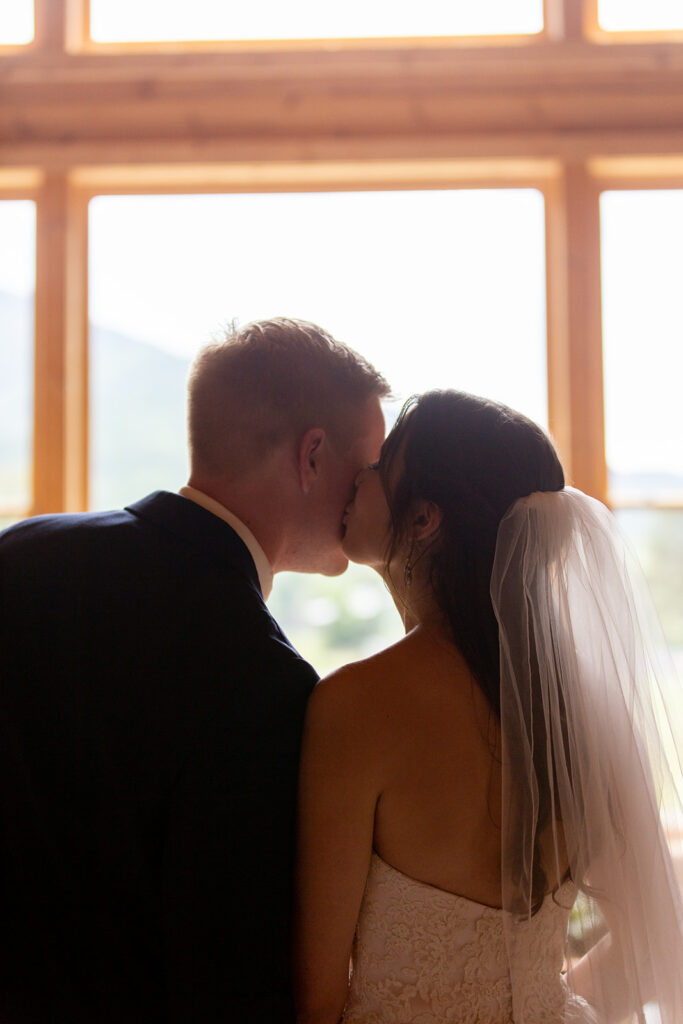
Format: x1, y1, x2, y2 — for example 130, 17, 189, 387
89, 320, 189, 508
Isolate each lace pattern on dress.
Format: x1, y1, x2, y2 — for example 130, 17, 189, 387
343, 854, 595, 1024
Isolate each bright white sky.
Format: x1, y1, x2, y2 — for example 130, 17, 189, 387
3, 1, 683, 45
599, 0, 683, 31
88, 0, 543, 41
600, 192, 683, 480
85, 189, 548, 422
0, 3, 33, 44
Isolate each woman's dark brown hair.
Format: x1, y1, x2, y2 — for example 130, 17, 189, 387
378, 390, 566, 908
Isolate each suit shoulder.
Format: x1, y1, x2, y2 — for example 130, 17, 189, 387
0, 510, 138, 574
0, 508, 133, 545
231, 594, 318, 691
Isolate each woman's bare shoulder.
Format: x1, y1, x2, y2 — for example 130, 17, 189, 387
304, 634, 416, 738
314, 632, 416, 696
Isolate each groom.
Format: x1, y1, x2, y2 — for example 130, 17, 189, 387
0, 318, 388, 1023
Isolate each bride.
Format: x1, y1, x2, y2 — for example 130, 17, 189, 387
294, 390, 682, 1024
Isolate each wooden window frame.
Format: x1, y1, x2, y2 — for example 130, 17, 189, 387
0, 170, 41, 519
1, 0, 683, 516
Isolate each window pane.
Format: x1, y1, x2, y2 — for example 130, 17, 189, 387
615, 509, 683, 652
89, 188, 546, 671
0, 1, 34, 44
601, 191, 683, 653
0, 201, 35, 513
601, 191, 683, 505
90, 0, 542, 43
599, 0, 683, 32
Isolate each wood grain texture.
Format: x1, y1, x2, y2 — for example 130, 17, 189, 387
2, 41, 683, 165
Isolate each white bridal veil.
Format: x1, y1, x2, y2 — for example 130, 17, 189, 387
490, 488, 683, 1024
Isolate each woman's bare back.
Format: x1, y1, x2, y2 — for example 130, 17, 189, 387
351, 625, 504, 907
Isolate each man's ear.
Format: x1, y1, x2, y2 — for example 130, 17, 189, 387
411, 500, 443, 541
297, 427, 326, 493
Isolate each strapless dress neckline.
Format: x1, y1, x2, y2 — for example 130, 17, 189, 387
369, 852, 505, 911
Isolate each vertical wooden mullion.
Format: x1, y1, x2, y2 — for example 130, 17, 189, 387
33, 0, 67, 52
544, 173, 572, 472
545, 163, 607, 502
33, 174, 89, 514
64, 186, 89, 511
33, 174, 68, 513
543, 0, 599, 40
66, 0, 90, 51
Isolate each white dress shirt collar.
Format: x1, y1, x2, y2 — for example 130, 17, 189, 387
179, 485, 273, 600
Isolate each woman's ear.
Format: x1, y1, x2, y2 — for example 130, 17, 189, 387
297, 427, 326, 493
411, 500, 443, 541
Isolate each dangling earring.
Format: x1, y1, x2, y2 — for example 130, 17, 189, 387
404, 546, 414, 588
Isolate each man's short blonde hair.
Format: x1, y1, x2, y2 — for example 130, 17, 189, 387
187, 318, 390, 480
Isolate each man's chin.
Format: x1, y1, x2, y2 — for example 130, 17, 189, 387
316, 550, 349, 578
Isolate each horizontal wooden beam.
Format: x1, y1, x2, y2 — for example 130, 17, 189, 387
0, 168, 43, 193
3, 38, 683, 83
2, 41, 683, 163
4, 133, 683, 174
66, 157, 560, 194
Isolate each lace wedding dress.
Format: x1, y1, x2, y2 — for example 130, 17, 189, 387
343, 853, 598, 1024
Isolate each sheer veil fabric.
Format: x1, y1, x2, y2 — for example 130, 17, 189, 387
491, 487, 683, 1023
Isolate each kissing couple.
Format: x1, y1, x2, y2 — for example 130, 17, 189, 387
1, 318, 681, 1023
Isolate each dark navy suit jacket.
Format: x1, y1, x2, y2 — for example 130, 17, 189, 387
0, 491, 318, 1023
